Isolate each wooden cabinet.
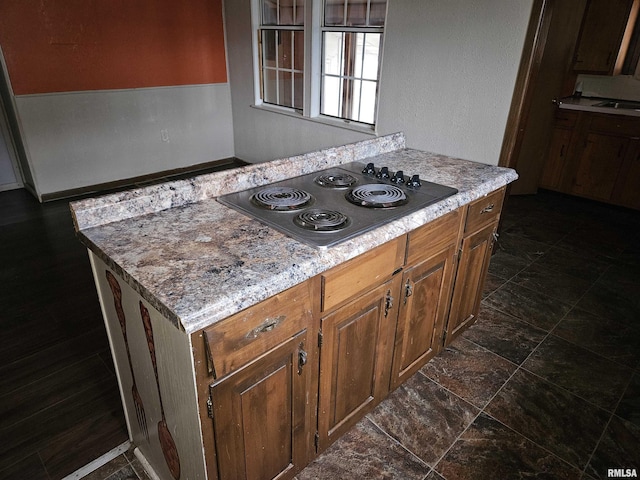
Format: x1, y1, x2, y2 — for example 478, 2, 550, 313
389, 209, 461, 390
612, 138, 640, 209
198, 281, 316, 480
541, 110, 640, 210
572, 0, 639, 74
192, 193, 507, 479
446, 189, 504, 346
210, 330, 311, 480
573, 132, 630, 201
317, 276, 400, 451
540, 110, 578, 190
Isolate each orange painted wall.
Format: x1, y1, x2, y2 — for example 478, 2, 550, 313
0, 0, 228, 95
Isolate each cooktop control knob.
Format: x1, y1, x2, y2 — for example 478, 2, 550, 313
406, 174, 422, 188
362, 163, 376, 175
376, 166, 390, 179
390, 170, 405, 184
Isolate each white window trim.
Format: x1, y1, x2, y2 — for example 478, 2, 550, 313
249, 0, 384, 134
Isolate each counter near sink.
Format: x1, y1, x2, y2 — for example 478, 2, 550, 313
558, 96, 640, 117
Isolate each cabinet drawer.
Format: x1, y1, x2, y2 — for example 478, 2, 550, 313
203, 281, 313, 379
321, 236, 405, 313
464, 187, 505, 234
555, 109, 578, 128
588, 114, 640, 137
406, 208, 462, 265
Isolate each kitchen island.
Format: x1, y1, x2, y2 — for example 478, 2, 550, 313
71, 133, 517, 480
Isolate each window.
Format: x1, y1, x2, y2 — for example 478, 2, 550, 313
256, 0, 387, 127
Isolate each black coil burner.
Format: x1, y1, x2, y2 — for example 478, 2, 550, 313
252, 187, 313, 211
314, 172, 357, 188
346, 184, 408, 208
294, 209, 351, 232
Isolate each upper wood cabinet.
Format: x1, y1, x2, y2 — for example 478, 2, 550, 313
572, 0, 639, 74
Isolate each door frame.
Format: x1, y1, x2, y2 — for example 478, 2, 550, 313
0, 45, 35, 195
498, 0, 551, 171
0, 50, 23, 191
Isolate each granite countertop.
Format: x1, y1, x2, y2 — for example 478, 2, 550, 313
558, 96, 640, 117
71, 133, 518, 334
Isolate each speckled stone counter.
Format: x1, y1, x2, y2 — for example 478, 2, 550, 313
71, 133, 517, 334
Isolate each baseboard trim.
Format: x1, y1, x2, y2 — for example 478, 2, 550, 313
40, 157, 248, 202
61, 440, 131, 480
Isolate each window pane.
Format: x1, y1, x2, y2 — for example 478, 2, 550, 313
279, 70, 293, 107
369, 0, 387, 26
325, 0, 345, 26
361, 33, 380, 80
345, 0, 367, 26
294, 72, 304, 109
348, 79, 362, 121
263, 69, 278, 104
323, 32, 344, 76
279, 31, 292, 69
294, 30, 304, 71
262, 0, 278, 25
262, 30, 277, 68
295, 0, 305, 25
358, 80, 377, 124
321, 75, 342, 117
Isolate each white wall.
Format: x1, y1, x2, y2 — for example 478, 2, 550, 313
15, 83, 234, 198
225, 0, 533, 166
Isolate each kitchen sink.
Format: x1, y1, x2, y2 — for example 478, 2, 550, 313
594, 100, 640, 110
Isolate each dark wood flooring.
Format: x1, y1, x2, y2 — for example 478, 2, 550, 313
0, 159, 247, 479
0, 188, 127, 479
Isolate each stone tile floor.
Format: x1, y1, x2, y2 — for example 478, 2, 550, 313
89, 190, 640, 480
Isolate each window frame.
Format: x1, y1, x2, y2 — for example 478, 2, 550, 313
251, 0, 387, 132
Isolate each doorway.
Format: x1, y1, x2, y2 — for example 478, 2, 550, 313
0, 82, 22, 192
0, 45, 35, 195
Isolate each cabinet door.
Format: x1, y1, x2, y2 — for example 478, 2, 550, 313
540, 127, 574, 190
573, 0, 636, 74
446, 222, 497, 346
389, 244, 456, 390
612, 138, 640, 210
572, 132, 629, 201
317, 276, 400, 451
210, 330, 311, 480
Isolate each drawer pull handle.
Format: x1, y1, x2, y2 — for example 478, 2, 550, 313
298, 346, 308, 375
247, 315, 285, 339
480, 204, 495, 214
384, 290, 394, 318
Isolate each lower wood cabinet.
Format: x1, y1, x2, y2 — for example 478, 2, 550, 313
389, 209, 461, 390
317, 276, 400, 451
541, 109, 640, 210
445, 188, 504, 346
209, 330, 312, 480
446, 221, 497, 345
573, 132, 629, 201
